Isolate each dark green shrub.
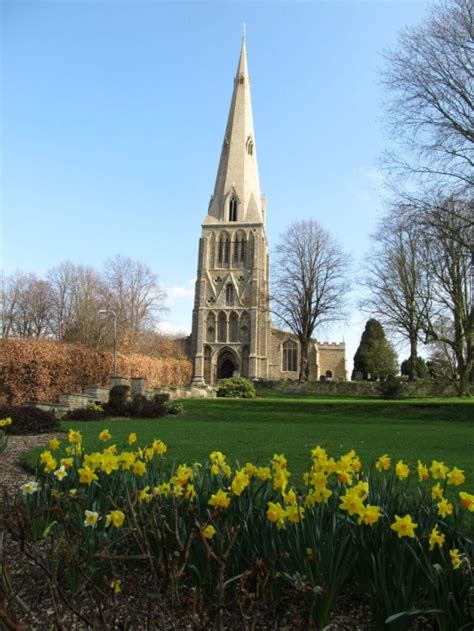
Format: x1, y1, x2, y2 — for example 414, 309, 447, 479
139, 400, 167, 419
216, 376, 256, 398
378, 376, 405, 400
64, 404, 105, 422
164, 401, 184, 415
153, 393, 170, 404
400, 357, 427, 379
128, 394, 148, 417
106, 385, 131, 416
0, 406, 59, 435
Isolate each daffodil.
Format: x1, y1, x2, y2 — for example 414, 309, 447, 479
139, 486, 153, 504
437, 498, 454, 518
428, 525, 445, 551
266, 501, 287, 529
446, 467, 465, 486
201, 524, 216, 539
127, 433, 137, 445
375, 454, 392, 471
430, 460, 449, 480
48, 437, 60, 451
390, 514, 418, 538
208, 489, 231, 509
358, 505, 382, 526
417, 460, 429, 481
68, 429, 82, 445
256, 466, 271, 481
339, 490, 365, 516
395, 460, 410, 480
84, 510, 100, 528
285, 503, 305, 524
449, 548, 462, 570
110, 578, 122, 594
105, 510, 125, 528
53, 466, 68, 481
431, 483, 444, 500
78, 466, 98, 485
231, 469, 250, 496
133, 460, 146, 477
459, 491, 474, 511
99, 429, 112, 442
20, 480, 39, 495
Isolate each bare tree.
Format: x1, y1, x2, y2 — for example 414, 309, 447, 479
270, 220, 349, 382
103, 255, 167, 350
421, 209, 472, 395
1, 272, 53, 338
363, 207, 432, 380
47, 261, 79, 339
381, 0, 473, 199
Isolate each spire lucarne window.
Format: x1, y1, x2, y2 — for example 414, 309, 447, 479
229, 196, 237, 221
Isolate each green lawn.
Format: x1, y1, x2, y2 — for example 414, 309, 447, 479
23, 396, 474, 486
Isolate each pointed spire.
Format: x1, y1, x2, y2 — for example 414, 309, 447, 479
205, 33, 263, 225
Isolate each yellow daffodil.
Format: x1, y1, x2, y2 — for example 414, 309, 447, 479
84, 510, 100, 528
184, 483, 196, 501
390, 514, 418, 538
273, 467, 290, 492
127, 433, 137, 445
256, 466, 271, 481
208, 489, 231, 509
352, 481, 369, 501
105, 510, 125, 528
133, 460, 146, 477
395, 460, 410, 480
154, 482, 171, 497
431, 483, 444, 500
78, 466, 98, 485
339, 490, 365, 516
437, 498, 454, 518
446, 467, 465, 486
69, 488, 78, 497
306, 547, 315, 561
449, 548, 462, 570
266, 501, 287, 529
272, 454, 288, 469
101, 454, 119, 475
459, 491, 474, 511
139, 486, 153, 504
231, 469, 250, 496
110, 578, 122, 594
358, 505, 382, 526
244, 462, 256, 477
285, 503, 305, 524
99, 429, 112, 442
0, 417, 12, 428
201, 524, 216, 539
48, 437, 60, 451
152, 439, 167, 455
430, 460, 449, 480
428, 525, 445, 551
68, 429, 82, 445
305, 486, 333, 506
417, 461, 429, 481
375, 454, 391, 472
60, 457, 73, 469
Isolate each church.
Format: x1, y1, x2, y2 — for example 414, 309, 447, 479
190, 36, 346, 385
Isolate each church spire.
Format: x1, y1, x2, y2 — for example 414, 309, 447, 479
205, 34, 263, 225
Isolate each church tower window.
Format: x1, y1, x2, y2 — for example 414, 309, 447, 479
218, 233, 231, 266
246, 136, 253, 155
226, 283, 234, 304
229, 197, 238, 222
282, 340, 297, 372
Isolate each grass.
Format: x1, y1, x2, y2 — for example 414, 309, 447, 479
22, 395, 474, 486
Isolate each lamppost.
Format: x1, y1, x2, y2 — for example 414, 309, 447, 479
98, 309, 117, 376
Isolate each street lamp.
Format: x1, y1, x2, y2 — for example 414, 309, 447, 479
98, 309, 117, 376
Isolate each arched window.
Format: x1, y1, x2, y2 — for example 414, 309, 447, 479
206, 313, 215, 343
239, 74, 244, 85
225, 284, 234, 304
229, 312, 238, 342
229, 197, 237, 222
218, 233, 230, 266
326, 370, 333, 380
282, 340, 298, 372
218, 312, 227, 342
233, 231, 246, 266
246, 136, 254, 156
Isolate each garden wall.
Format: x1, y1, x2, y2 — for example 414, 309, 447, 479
0, 340, 192, 405
262, 379, 461, 397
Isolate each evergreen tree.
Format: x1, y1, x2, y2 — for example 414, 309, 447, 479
352, 319, 398, 381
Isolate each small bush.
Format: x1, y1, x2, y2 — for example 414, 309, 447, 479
63, 405, 105, 422
106, 385, 131, 416
139, 400, 167, 419
128, 394, 148, 417
0, 406, 59, 435
153, 393, 170, 404
378, 376, 405, 400
164, 401, 184, 415
216, 377, 256, 398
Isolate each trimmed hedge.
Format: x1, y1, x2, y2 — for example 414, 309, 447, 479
0, 340, 192, 406
0, 406, 59, 435
216, 377, 256, 398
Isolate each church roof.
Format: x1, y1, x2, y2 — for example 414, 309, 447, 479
204, 35, 263, 225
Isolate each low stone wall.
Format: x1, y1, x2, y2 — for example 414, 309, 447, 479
260, 379, 462, 397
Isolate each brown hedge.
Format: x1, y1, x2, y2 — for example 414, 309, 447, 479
0, 340, 192, 406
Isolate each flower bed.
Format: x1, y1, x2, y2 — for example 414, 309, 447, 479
4, 429, 474, 629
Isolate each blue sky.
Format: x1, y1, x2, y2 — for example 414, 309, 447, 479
1, 0, 429, 369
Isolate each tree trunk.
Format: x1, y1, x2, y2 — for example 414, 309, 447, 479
408, 336, 418, 382
298, 338, 309, 383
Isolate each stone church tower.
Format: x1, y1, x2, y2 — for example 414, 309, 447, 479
191, 35, 271, 385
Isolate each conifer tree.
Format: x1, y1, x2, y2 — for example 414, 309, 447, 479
352, 319, 398, 381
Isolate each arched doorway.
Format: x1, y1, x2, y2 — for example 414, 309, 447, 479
216, 348, 239, 381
